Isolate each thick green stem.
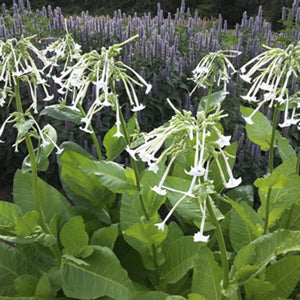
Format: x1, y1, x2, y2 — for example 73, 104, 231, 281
15, 79, 61, 262
263, 187, 272, 234
269, 106, 279, 173
263, 106, 279, 234
207, 196, 229, 295
296, 151, 300, 176
118, 107, 149, 220
77, 103, 103, 161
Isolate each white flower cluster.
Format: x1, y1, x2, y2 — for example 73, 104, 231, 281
49, 35, 151, 137
126, 101, 241, 242
240, 42, 300, 126
191, 49, 241, 94
0, 36, 54, 112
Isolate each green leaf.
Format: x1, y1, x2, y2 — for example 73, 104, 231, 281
198, 91, 227, 113
123, 222, 167, 270
256, 169, 300, 228
230, 229, 300, 284
265, 255, 300, 298
22, 124, 57, 173
0, 243, 38, 296
14, 275, 38, 296
120, 192, 146, 231
60, 216, 89, 257
40, 105, 83, 125
0, 202, 22, 231
160, 236, 202, 285
228, 200, 264, 251
34, 273, 53, 297
15, 211, 40, 237
80, 161, 136, 193
91, 225, 119, 249
124, 222, 167, 248
188, 294, 206, 300
135, 291, 169, 300
13, 171, 73, 227
244, 278, 276, 300
192, 247, 222, 300
60, 150, 115, 210
276, 132, 296, 162
62, 246, 135, 300
103, 116, 135, 160
240, 106, 272, 151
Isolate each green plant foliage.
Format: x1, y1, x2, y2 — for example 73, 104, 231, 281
191, 247, 222, 300
160, 236, 202, 285
61, 246, 135, 300
230, 229, 300, 285
240, 107, 273, 151
80, 161, 136, 194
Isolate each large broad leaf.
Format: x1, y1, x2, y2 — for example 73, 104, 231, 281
244, 278, 276, 300
0, 202, 23, 231
140, 168, 167, 220
228, 200, 264, 252
13, 170, 73, 226
276, 132, 296, 162
57, 142, 112, 227
120, 192, 158, 231
22, 124, 57, 173
265, 255, 300, 298
0, 243, 39, 296
165, 176, 223, 227
40, 105, 83, 125
123, 222, 167, 271
160, 236, 202, 285
103, 116, 135, 160
280, 199, 300, 230
60, 150, 115, 210
191, 247, 222, 300
59, 216, 89, 257
255, 161, 300, 228
80, 161, 136, 194
91, 225, 119, 249
62, 246, 135, 300
230, 229, 300, 285
240, 106, 272, 151
198, 91, 227, 113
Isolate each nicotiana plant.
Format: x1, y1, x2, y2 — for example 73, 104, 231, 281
0, 32, 300, 300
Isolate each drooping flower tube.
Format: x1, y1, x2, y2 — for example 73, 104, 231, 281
127, 100, 240, 238
47, 35, 151, 136
240, 42, 300, 126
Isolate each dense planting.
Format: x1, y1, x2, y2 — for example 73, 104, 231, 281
0, 0, 300, 299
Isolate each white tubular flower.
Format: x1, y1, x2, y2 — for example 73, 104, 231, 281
193, 199, 209, 243
220, 149, 242, 189
216, 134, 231, 148
185, 129, 206, 176
0, 36, 53, 113
191, 49, 241, 94
240, 42, 300, 124
0, 114, 15, 142
151, 156, 176, 196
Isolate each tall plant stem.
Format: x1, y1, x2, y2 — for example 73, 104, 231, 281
77, 103, 103, 161
296, 151, 300, 176
207, 196, 229, 296
264, 105, 279, 234
118, 107, 149, 220
269, 106, 279, 173
14, 79, 61, 262
109, 78, 149, 220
